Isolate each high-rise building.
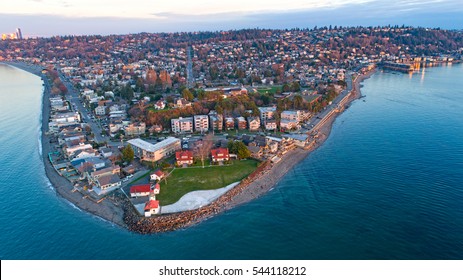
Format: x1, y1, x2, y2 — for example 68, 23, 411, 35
16, 28, 23, 40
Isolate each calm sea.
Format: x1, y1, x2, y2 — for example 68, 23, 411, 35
0, 63, 462, 260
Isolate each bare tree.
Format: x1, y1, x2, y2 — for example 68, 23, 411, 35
194, 134, 214, 168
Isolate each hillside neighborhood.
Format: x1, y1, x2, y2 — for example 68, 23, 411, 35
2, 26, 462, 218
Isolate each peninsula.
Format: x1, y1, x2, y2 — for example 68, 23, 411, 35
2, 26, 462, 234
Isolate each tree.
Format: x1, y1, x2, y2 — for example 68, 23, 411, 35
122, 145, 134, 163
228, 140, 250, 159
194, 134, 213, 168
235, 141, 251, 159
182, 88, 194, 101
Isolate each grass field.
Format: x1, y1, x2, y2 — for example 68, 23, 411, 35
256, 85, 282, 94
156, 159, 259, 206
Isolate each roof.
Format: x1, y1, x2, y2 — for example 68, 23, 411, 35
154, 183, 160, 190
130, 184, 151, 194
176, 150, 193, 160
97, 174, 120, 187
144, 200, 160, 211
128, 137, 180, 153
152, 170, 164, 177
211, 148, 229, 159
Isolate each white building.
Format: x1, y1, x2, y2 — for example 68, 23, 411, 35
51, 112, 81, 124
194, 115, 209, 133
258, 106, 277, 122
171, 117, 193, 133
95, 105, 106, 116
128, 137, 181, 162
281, 110, 309, 123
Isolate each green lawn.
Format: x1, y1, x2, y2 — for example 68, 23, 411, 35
156, 159, 259, 206
256, 85, 282, 94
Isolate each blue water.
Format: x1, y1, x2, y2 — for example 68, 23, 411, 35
1, 63, 462, 259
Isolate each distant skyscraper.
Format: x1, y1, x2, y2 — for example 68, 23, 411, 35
16, 28, 22, 40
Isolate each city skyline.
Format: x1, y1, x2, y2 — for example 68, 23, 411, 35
1, 0, 462, 37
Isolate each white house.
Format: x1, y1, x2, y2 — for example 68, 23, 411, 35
144, 199, 160, 217
150, 170, 165, 181
96, 174, 121, 190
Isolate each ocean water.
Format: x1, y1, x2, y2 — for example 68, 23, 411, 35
0, 63, 462, 260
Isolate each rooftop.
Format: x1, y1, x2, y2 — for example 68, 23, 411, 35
128, 137, 179, 152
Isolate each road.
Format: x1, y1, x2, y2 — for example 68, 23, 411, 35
306, 72, 354, 134
186, 46, 194, 88
58, 71, 109, 143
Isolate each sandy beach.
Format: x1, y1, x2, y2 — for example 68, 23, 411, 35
6, 61, 375, 234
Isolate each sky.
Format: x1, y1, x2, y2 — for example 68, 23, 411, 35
0, 0, 462, 37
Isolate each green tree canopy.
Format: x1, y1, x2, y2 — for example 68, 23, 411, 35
122, 145, 135, 163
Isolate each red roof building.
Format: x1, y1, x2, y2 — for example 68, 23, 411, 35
211, 147, 230, 162
176, 150, 194, 166
144, 200, 160, 216
130, 184, 151, 198
150, 169, 165, 181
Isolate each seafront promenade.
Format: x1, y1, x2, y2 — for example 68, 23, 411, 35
5, 61, 374, 234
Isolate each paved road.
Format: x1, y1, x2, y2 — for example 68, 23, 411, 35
306, 72, 354, 133
58, 71, 108, 143
186, 46, 194, 88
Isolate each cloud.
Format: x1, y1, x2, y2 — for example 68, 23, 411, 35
1, 0, 462, 37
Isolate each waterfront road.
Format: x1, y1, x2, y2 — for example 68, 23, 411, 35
58, 71, 108, 143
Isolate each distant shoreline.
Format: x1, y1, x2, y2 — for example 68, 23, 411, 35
2, 61, 375, 234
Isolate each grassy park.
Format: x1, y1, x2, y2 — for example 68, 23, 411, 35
156, 159, 259, 206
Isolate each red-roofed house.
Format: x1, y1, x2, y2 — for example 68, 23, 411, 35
150, 170, 165, 181
144, 200, 160, 216
176, 150, 194, 166
130, 184, 151, 198
152, 183, 161, 195
211, 148, 230, 162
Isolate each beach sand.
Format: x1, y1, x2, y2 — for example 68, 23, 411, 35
6, 61, 375, 234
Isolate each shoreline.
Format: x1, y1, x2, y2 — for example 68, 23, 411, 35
3, 61, 127, 229
4, 61, 375, 234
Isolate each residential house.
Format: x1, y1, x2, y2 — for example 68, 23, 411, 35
171, 117, 193, 134
125, 122, 146, 137
225, 117, 235, 130
194, 115, 209, 133
248, 145, 263, 158
154, 100, 166, 110
236, 117, 247, 130
96, 174, 121, 190
152, 183, 161, 195
280, 119, 298, 131
247, 117, 261, 131
211, 147, 230, 162
144, 199, 160, 217
281, 110, 310, 122
99, 147, 113, 158
122, 165, 136, 175
176, 150, 194, 166
174, 98, 192, 108
95, 105, 106, 116
65, 143, 93, 157
150, 170, 165, 181
264, 119, 277, 131
90, 165, 120, 180
149, 124, 163, 134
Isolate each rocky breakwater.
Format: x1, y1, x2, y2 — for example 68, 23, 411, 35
124, 161, 273, 234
